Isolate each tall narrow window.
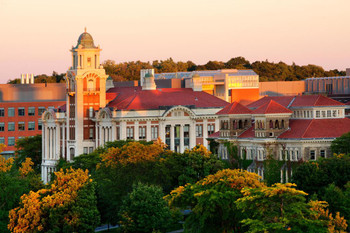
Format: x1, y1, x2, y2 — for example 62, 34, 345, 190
87, 79, 94, 91
87, 57, 91, 67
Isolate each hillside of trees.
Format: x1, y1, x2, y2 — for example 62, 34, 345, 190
8, 57, 346, 84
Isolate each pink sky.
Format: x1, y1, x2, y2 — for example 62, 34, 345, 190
0, 0, 349, 83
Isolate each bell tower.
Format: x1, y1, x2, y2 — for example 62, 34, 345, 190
66, 28, 108, 158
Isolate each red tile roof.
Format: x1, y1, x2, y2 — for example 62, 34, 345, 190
252, 100, 292, 114
208, 131, 220, 138
106, 87, 228, 110
238, 125, 255, 138
291, 95, 344, 107
216, 102, 252, 115
278, 118, 350, 139
247, 95, 344, 110
247, 96, 294, 109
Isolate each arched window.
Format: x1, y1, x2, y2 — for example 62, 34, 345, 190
238, 120, 243, 129
87, 79, 94, 91
275, 120, 279, 129
281, 120, 285, 128
233, 120, 237, 130
244, 119, 248, 128
269, 120, 273, 129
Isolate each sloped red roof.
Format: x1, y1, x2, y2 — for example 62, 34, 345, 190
345, 100, 350, 105
252, 100, 292, 114
247, 96, 294, 109
216, 102, 252, 115
208, 131, 220, 138
278, 118, 350, 139
106, 87, 228, 110
238, 125, 255, 138
291, 95, 344, 107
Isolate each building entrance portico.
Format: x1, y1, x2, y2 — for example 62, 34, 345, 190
165, 123, 191, 153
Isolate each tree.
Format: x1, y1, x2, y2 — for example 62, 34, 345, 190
165, 169, 265, 233
236, 183, 347, 232
8, 168, 100, 233
119, 183, 175, 233
331, 132, 350, 155
15, 135, 42, 172
0, 151, 43, 233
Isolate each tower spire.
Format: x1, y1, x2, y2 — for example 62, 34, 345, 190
84, 27, 87, 33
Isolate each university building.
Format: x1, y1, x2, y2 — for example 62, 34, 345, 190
212, 95, 350, 180
41, 31, 228, 183
0, 81, 65, 158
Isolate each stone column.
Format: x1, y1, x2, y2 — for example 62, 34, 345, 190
111, 123, 116, 141
180, 124, 184, 153
134, 121, 139, 141
99, 126, 102, 146
190, 122, 196, 149
120, 121, 127, 140
56, 125, 61, 159
203, 119, 208, 148
159, 121, 165, 143
146, 121, 151, 141
95, 124, 98, 147
170, 124, 175, 151
48, 128, 51, 159
62, 124, 65, 159
215, 119, 219, 134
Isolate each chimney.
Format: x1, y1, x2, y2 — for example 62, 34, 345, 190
140, 69, 155, 86
142, 72, 157, 91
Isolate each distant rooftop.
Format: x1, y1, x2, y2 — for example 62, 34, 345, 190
154, 69, 258, 80
305, 76, 350, 80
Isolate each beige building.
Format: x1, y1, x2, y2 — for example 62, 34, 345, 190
212, 95, 350, 180
41, 31, 228, 183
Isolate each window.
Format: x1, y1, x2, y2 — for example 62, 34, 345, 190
8, 122, 15, 131
151, 126, 158, 140
126, 127, 134, 139
18, 122, 25, 131
208, 124, 215, 135
196, 125, 203, 137
87, 57, 91, 67
89, 107, 94, 118
0, 123, 4, 132
38, 121, 42, 130
28, 107, 35, 116
28, 122, 35, 131
0, 108, 4, 117
18, 107, 25, 116
316, 111, 320, 118
320, 150, 326, 158
89, 147, 94, 154
38, 107, 46, 116
139, 126, 146, 140
87, 79, 94, 91
321, 111, 326, 118
8, 137, 15, 146
310, 150, 316, 160
333, 110, 337, 117
327, 110, 331, 118
89, 128, 94, 139
83, 147, 88, 155
0, 137, 4, 144
8, 108, 14, 117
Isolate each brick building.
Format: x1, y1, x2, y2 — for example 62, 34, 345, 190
0, 83, 65, 158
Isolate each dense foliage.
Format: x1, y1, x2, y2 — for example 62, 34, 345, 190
236, 183, 347, 232
165, 169, 265, 233
8, 168, 99, 233
331, 132, 350, 155
94, 141, 224, 225
8, 57, 345, 83
15, 135, 42, 172
119, 182, 176, 233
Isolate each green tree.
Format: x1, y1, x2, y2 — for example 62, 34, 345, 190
236, 183, 346, 232
165, 169, 265, 233
119, 183, 175, 233
15, 135, 42, 172
331, 132, 350, 155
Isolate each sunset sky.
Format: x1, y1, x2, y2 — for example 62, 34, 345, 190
0, 0, 349, 83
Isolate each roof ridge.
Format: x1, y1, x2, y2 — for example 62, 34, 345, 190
301, 119, 314, 138
314, 95, 321, 106
287, 96, 296, 109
